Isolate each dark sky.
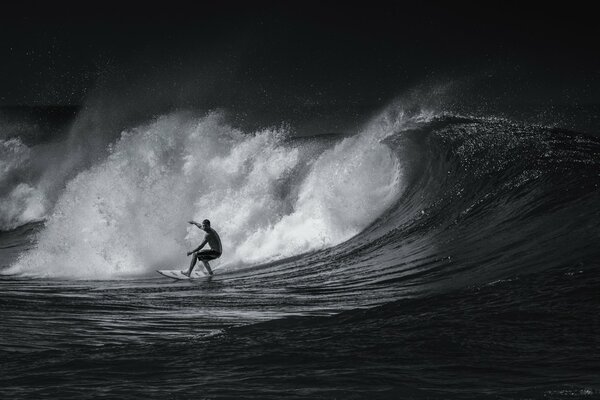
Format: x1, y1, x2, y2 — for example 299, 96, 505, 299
1, 1, 599, 108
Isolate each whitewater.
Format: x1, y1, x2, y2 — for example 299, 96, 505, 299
2, 109, 407, 278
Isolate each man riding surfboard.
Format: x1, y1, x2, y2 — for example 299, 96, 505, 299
182, 219, 222, 276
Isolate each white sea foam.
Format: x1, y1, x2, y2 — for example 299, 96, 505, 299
0, 138, 30, 177
0, 183, 47, 229
0, 138, 48, 229
9, 110, 403, 278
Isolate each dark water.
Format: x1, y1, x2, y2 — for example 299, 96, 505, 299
1, 113, 600, 399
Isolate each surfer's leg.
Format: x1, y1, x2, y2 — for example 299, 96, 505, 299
201, 261, 213, 275
195, 250, 217, 275
182, 253, 198, 276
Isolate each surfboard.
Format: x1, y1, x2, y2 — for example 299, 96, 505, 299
156, 269, 211, 280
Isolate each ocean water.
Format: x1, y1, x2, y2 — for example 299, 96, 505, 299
1, 102, 599, 399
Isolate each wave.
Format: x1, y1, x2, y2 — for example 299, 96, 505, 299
4, 99, 600, 288
210, 108, 600, 302
313, 111, 600, 292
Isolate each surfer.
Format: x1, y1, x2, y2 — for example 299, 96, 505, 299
182, 219, 222, 276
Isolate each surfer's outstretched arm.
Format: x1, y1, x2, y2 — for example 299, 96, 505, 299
188, 221, 203, 229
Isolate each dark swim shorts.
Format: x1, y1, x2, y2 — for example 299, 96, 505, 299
196, 249, 221, 260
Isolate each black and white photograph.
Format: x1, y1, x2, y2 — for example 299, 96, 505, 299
1, 2, 599, 398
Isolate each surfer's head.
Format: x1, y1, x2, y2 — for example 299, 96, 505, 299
202, 219, 211, 229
